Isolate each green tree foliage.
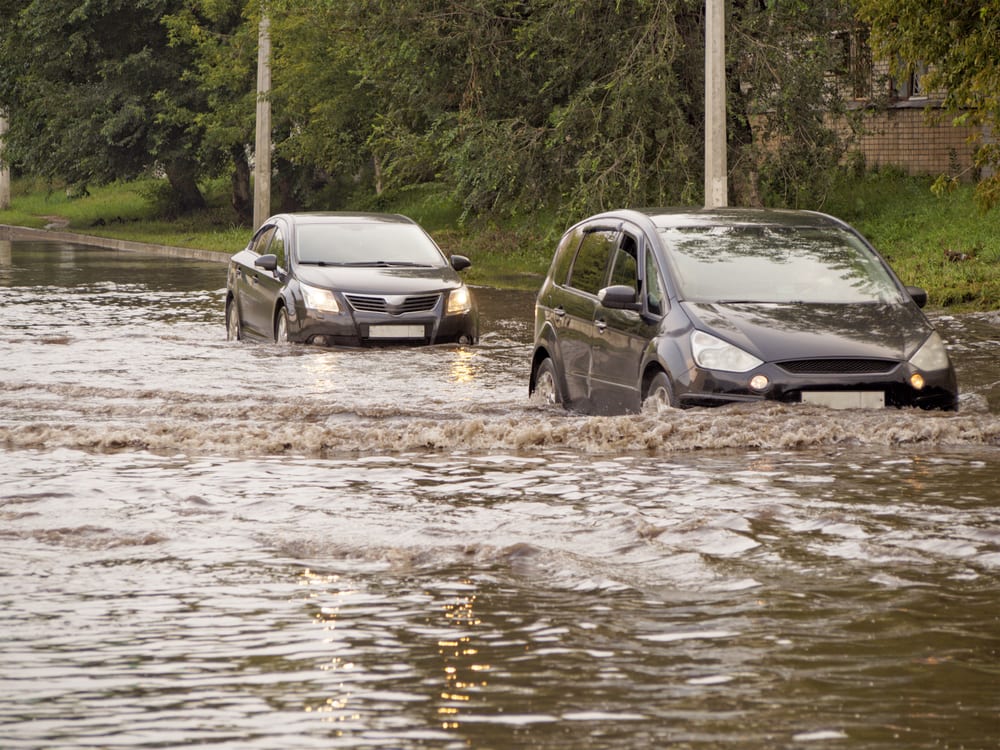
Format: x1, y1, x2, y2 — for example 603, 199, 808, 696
0, 0, 860, 220
0, 0, 212, 211
729, 0, 857, 207
162, 0, 258, 219
286, 0, 852, 217
854, 0, 1000, 210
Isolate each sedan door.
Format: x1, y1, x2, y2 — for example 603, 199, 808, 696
240, 225, 286, 338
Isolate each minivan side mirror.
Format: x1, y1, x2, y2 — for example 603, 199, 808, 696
254, 254, 278, 272
906, 285, 927, 308
598, 284, 642, 312
450, 254, 472, 272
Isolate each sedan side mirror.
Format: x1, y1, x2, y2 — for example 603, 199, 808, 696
906, 285, 928, 308
254, 254, 278, 272
598, 284, 642, 312
450, 254, 472, 272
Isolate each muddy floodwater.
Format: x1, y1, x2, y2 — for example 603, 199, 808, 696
2, 239, 999, 749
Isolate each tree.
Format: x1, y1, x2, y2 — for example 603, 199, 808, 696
163, 0, 259, 220
729, 0, 858, 208
0, 0, 209, 211
854, 0, 1000, 210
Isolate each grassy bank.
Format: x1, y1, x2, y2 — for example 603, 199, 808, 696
823, 172, 1000, 310
2, 173, 998, 308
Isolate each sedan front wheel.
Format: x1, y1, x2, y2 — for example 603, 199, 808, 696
226, 299, 241, 341
275, 307, 290, 343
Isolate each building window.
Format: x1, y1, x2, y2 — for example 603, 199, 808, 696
892, 62, 929, 101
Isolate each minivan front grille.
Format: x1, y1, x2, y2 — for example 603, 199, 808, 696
345, 293, 440, 315
777, 358, 898, 375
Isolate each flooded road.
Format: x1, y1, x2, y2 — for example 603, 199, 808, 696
2, 239, 999, 749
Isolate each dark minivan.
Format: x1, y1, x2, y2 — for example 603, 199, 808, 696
529, 208, 958, 414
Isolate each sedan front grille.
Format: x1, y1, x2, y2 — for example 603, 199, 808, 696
345, 293, 440, 315
777, 358, 898, 375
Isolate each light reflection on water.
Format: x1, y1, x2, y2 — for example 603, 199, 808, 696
1, 240, 999, 749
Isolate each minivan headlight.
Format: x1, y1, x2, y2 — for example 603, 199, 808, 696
909, 331, 950, 372
300, 281, 339, 313
447, 285, 472, 315
691, 330, 763, 372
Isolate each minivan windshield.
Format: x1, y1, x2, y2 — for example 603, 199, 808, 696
295, 222, 447, 267
658, 225, 905, 304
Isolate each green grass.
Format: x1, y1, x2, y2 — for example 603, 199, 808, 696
2, 173, 998, 307
824, 171, 1000, 310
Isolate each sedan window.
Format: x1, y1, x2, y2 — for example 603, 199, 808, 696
250, 226, 276, 255
295, 223, 446, 267
271, 227, 287, 269
659, 225, 905, 304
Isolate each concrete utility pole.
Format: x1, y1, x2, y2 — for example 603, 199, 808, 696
704, 0, 728, 208
253, 13, 272, 230
0, 113, 10, 210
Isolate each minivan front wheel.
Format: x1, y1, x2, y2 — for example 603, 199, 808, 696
642, 371, 677, 414
532, 358, 564, 407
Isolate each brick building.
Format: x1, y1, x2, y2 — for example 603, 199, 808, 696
836, 37, 993, 181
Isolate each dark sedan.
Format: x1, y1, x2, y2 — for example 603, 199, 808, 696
225, 213, 477, 346
529, 208, 958, 414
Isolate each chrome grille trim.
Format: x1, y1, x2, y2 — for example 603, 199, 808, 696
345, 294, 387, 313
345, 293, 441, 315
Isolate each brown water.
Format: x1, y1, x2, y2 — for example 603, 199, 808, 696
2, 240, 999, 749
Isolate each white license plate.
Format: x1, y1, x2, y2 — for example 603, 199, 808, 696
802, 391, 885, 410
367, 324, 425, 339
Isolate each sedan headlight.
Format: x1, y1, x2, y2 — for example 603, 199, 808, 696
446, 285, 472, 315
300, 281, 339, 313
691, 330, 763, 372
909, 331, 950, 372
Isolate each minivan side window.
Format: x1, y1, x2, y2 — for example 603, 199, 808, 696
568, 229, 617, 296
645, 247, 668, 316
608, 234, 639, 290
551, 226, 584, 285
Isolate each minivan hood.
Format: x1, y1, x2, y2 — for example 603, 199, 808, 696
681, 301, 931, 361
296, 264, 462, 295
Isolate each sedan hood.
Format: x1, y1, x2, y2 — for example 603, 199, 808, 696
296, 265, 463, 295
681, 301, 932, 362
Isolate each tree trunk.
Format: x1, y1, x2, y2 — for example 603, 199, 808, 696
164, 157, 206, 214
230, 146, 252, 223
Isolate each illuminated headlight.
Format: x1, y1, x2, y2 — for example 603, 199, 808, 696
446, 285, 472, 315
300, 281, 339, 313
691, 330, 763, 372
909, 331, 950, 372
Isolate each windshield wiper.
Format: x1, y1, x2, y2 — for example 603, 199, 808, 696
342, 260, 432, 268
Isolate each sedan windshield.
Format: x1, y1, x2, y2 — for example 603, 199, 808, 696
659, 225, 905, 304
295, 223, 447, 267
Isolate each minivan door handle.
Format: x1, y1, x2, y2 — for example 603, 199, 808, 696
553, 306, 566, 318
595, 319, 608, 333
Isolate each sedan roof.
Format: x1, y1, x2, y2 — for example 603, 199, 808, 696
270, 212, 417, 226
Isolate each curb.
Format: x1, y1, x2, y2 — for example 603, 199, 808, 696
0, 224, 231, 264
